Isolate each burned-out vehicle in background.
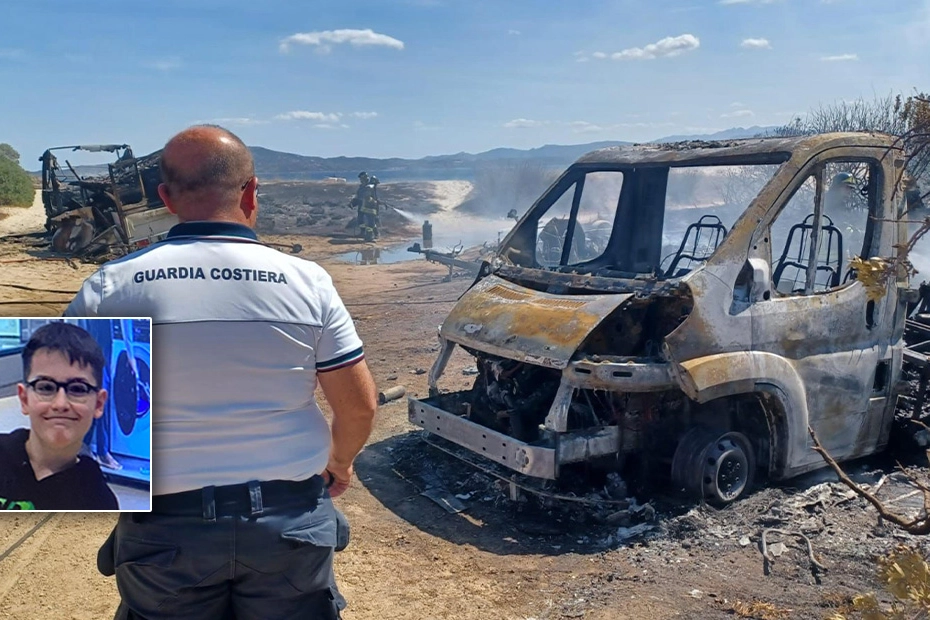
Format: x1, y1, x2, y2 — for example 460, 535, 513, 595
410, 132, 913, 505
39, 144, 176, 255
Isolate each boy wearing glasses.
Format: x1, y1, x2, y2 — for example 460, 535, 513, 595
0, 322, 119, 510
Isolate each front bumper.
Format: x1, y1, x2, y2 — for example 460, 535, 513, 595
408, 396, 620, 480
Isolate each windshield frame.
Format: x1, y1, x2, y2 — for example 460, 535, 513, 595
497, 152, 793, 279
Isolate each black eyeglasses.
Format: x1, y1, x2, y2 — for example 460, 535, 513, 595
241, 177, 259, 191
26, 378, 99, 402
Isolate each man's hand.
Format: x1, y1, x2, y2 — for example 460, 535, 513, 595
324, 463, 353, 498
317, 359, 377, 499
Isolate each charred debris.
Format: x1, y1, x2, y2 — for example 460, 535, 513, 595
36, 144, 176, 258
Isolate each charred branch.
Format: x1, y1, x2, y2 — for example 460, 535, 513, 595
808, 426, 930, 535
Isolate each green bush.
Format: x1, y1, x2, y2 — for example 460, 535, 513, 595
0, 143, 20, 163
0, 155, 35, 207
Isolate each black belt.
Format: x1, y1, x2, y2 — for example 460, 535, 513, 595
152, 476, 326, 520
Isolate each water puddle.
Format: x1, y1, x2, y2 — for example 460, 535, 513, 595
338, 244, 416, 265
337, 212, 516, 266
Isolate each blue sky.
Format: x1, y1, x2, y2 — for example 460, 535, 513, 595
1, 0, 928, 164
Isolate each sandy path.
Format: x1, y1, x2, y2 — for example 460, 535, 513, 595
0, 191, 45, 237
427, 180, 473, 212
420, 180, 514, 250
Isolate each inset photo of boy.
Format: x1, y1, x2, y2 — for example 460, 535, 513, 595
0, 318, 152, 511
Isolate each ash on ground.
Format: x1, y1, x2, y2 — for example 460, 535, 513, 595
388, 430, 930, 565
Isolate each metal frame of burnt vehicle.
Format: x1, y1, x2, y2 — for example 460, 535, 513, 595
39, 144, 177, 255
409, 131, 913, 506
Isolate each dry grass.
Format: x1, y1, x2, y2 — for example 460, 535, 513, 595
729, 600, 793, 619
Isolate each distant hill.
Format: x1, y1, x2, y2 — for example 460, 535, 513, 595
249, 141, 640, 181
650, 125, 778, 143
419, 140, 632, 163
250, 147, 414, 178
41, 127, 780, 182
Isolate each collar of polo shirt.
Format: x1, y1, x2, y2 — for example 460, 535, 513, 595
166, 222, 258, 240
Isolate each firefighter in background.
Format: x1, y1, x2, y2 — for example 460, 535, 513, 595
351, 171, 371, 214
350, 172, 369, 232
366, 176, 381, 240
823, 172, 863, 217
350, 171, 379, 241
353, 173, 380, 241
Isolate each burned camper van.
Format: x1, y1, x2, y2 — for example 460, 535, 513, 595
39, 144, 176, 255
409, 132, 912, 505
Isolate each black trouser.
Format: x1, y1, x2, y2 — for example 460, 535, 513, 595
105, 477, 345, 620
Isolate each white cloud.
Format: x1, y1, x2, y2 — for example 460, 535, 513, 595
508, 29, 521, 35
592, 51, 608, 59
351, 111, 379, 119
503, 118, 548, 129
313, 123, 350, 130
740, 37, 772, 49
279, 29, 405, 54
275, 111, 343, 122
730, 101, 745, 107
820, 53, 859, 61
570, 121, 606, 133
721, 109, 755, 118
144, 57, 182, 71
606, 34, 700, 61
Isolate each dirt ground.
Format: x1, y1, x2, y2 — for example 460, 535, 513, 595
1, 183, 929, 620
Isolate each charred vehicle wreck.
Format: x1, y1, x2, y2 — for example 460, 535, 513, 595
409, 132, 912, 505
39, 144, 176, 255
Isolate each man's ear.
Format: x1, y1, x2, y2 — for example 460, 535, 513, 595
240, 176, 258, 221
17, 383, 28, 416
157, 183, 178, 215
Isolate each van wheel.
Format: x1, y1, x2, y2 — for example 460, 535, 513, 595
671, 428, 755, 506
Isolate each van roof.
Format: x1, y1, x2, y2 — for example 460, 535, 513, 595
574, 131, 900, 167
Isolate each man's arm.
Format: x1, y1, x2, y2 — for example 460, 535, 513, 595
63, 270, 105, 317
317, 359, 377, 497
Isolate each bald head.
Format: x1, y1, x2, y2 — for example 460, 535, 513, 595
158, 125, 256, 221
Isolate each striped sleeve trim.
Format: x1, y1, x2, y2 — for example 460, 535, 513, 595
316, 347, 365, 373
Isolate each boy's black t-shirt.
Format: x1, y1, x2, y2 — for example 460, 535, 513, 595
0, 429, 119, 510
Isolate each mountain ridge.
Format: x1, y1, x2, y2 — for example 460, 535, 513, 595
37, 126, 778, 181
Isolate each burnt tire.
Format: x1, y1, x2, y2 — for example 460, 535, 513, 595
671, 428, 755, 506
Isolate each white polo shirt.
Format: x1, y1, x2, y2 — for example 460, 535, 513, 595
64, 222, 364, 496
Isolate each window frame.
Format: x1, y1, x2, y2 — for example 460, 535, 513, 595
761, 156, 883, 297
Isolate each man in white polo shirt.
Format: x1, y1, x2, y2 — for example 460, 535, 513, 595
65, 125, 378, 620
